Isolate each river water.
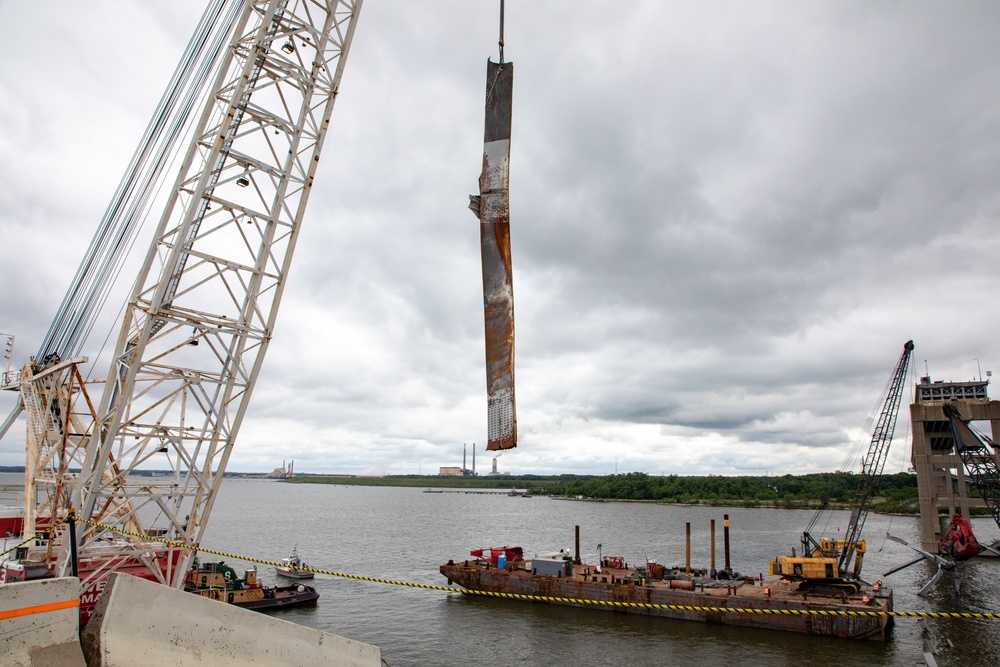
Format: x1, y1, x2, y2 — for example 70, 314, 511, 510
192, 479, 1000, 667
2, 474, 997, 665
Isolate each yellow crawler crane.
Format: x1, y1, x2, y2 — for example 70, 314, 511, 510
771, 539, 866, 593
771, 340, 913, 594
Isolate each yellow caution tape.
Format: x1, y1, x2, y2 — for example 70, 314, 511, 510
70, 517, 1000, 620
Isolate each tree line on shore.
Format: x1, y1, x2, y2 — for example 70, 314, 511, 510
537, 471, 920, 511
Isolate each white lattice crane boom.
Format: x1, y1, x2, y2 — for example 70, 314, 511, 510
44, 0, 364, 589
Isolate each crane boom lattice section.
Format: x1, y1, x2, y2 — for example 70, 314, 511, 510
944, 403, 1000, 531
64, 0, 364, 589
783, 340, 915, 588
19, 358, 102, 547
835, 340, 914, 575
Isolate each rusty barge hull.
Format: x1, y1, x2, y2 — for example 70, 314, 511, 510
440, 562, 892, 641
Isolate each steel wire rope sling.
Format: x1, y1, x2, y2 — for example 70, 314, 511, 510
68, 515, 1000, 621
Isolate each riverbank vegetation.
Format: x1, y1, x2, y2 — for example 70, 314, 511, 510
549, 471, 927, 513
286, 471, 926, 513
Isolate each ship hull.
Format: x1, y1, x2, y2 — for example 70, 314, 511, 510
0, 506, 24, 536
1, 553, 179, 626
186, 562, 319, 612
275, 568, 314, 579
237, 585, 319, 610
440, 562, 892, 641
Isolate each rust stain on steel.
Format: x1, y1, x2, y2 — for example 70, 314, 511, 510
470, 60, 516, 451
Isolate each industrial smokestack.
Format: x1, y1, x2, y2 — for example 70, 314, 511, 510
473, 443, 476, 474
463, 443, 467, 471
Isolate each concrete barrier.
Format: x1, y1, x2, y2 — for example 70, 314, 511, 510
0, 577, 86, 667
82, 573, 381, 667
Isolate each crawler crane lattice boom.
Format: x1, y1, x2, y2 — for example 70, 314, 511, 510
771, 340, 914, 592
43, 0, 365, 596
942, 402, 1000, 537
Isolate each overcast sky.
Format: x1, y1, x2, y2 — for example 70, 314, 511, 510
1, 1, 999, 477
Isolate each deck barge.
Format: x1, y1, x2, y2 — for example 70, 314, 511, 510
440, 557, 892, 641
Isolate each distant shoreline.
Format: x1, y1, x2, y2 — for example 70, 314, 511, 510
282, 472, 929, 515
0, 468, 932, 514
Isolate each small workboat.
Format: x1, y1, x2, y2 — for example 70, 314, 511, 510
275, 547, 315, 579
185, 560, 319, 611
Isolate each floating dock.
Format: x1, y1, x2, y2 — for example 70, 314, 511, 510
440, 557, 892, 641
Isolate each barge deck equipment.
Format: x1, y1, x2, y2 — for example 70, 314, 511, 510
441, 550, 892, 641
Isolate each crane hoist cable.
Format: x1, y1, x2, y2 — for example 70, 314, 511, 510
38, 0, 240, 363
498, 0, 505, 63
0, 0, 241, 443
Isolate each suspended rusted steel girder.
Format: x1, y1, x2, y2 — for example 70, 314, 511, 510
469, 60, 516, 451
